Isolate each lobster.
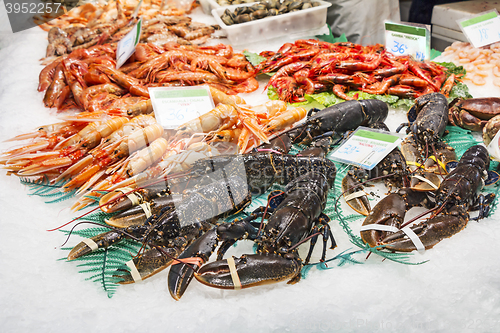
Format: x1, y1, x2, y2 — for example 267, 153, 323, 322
100, 150, 337, 218
284, 99, 389, 145
342, 122, 409, 216
98, 98, 388, 215
397, 92, 456, 191
361, 145, 495, 252
67, 174, 252, 283
168, 170, 336, 300
69, 152, 337, 283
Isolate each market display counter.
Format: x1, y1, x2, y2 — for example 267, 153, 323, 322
1, 3, 500, 333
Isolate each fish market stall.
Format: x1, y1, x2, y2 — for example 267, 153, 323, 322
1, 2, 500, 333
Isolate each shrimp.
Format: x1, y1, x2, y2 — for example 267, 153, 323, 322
95, 64, 150, 98
265, 107, 308, 133
176, 104, 238, 135
60, 121, 164, 191
208, 86, 246, 106
14, 117, 129, 176
0, 122, 87, 162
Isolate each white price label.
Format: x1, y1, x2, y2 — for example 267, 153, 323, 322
458, 10, 500, 48
149, 86, 215, 129
385, 22, 430, 61
116, 18, 142, 69
328, 127, 403, 170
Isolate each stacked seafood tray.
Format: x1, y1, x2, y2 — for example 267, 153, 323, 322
1, 0, 500, 318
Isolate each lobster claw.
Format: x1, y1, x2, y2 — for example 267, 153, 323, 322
195, 253, 301, 289
168, 228, 218, 301
410, 171, 441, 192
67, 230, 124, 260
115, 246, 183, 284
380, 207, 468, 252
342, 171, 370, 216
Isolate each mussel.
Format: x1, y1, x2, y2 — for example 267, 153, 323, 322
219, 0, 320, 26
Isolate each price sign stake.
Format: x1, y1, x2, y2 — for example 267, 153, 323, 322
116, 18, 142, 69
458, 10, 500, 48
328, 127, 403, 170
149, 86, 215, 129
385, 22, 430, 61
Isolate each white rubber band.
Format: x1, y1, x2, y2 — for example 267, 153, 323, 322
412, 174, 439, 190
82, 238, 99, 251
139, 202, 152, 218
360, 224, 399, 233
344, 191, 367, 201
401, 226, 426, 254
126, 260, 142, 282
118, 187, 142, 206
226, 257, 242, 290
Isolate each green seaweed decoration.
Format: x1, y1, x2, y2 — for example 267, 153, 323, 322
19, 176, 76, 204
60, 210, 142, 298
61, 126, 499, 296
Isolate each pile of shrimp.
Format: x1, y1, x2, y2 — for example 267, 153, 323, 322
41, 0, 216, 58
0, 88, 306, 210
440, 41, 500, 88
36, 0, 189, 33
256, 39, 454, 102
38, 42, 258, 116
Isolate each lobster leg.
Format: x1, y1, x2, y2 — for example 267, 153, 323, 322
304, 213, 335, 264
469, 193, 496, 220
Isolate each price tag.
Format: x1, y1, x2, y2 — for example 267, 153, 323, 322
385, 22, 430, 61
149, 86, 215, 129
328, 127, 403, 170
116, 18, 142, 69
458, 10, 500, 48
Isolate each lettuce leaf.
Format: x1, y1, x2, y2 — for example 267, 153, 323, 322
243, 50, 266, 67
435, 61, 467, 79
315, 27, 348, 44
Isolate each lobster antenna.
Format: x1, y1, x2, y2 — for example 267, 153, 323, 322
288, 231, 322, 251
399, 205, 440, 229
59, 220, 142, 247
258, 191, 284, 237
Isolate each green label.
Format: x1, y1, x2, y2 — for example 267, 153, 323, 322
154, 89, 209, 99
354, 129, 400, 143
461, 11, 498, 28
385, 22, 426, 37
134, 19, 142, 45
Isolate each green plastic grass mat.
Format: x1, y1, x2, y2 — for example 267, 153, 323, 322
60, 125, 499, 296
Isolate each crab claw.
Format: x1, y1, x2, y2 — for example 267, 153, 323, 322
67, 230, 124, 260
380, 207, 468, 252
195, 253, 301, 289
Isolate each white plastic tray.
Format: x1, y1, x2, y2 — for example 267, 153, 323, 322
199, 0, 221, 15
211, 1, 332, 46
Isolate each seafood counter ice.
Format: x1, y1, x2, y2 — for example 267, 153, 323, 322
1, 5, 500, 333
